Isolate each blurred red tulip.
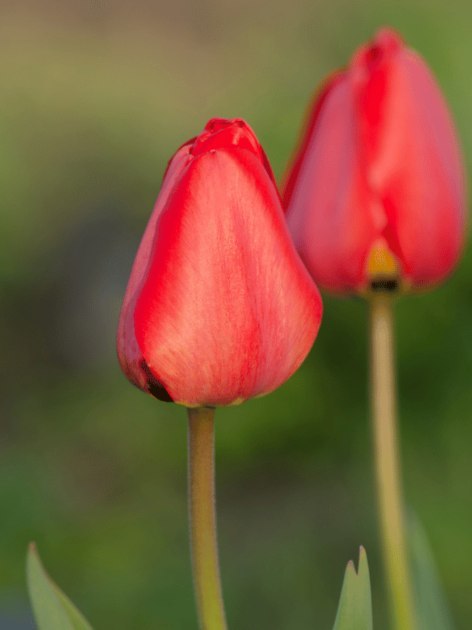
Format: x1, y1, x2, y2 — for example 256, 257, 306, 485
117, 118, 322, 407
283, 28, 466, 293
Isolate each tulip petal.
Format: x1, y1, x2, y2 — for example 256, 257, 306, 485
357, 35, 465, 286
285, 74, 382, 291
117, 145, 192, 396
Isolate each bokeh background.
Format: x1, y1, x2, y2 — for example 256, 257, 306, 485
1, 0, 471, 628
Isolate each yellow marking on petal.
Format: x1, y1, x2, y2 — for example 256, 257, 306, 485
366, 240, 399, 280
360, 238, 410, 297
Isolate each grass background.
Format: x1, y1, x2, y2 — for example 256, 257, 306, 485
0, 0, 471, 628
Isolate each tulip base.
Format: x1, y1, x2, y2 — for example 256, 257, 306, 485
187, 407, 227, 630
369, 295, 416, 630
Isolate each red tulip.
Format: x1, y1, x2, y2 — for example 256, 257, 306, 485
283, 28, 466, 293
117, 118, 322, 407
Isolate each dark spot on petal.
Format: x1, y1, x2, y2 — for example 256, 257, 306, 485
370, 277, 399, 292
140, 360, 174, 403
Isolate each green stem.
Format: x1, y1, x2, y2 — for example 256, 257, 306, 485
369, 295, 416, 630
187, 407, 228, 630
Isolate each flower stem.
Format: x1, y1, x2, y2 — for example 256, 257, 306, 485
187, 407, 228, 630
369, 295, 416, 630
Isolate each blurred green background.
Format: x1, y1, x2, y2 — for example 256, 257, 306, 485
1, 0, 471, 628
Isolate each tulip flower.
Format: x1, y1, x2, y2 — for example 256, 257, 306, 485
284, 29, 466, 630
118, 117, 322, 408
284, 28, 465, 294
117, 117, 322, 630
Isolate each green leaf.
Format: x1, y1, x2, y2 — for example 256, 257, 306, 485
27, 543, 93, 630
333, 546, 373, 630
409, 515, 455, 630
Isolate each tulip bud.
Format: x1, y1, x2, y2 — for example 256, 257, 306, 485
117, 118, 322, 407
283, 28, 466, 293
